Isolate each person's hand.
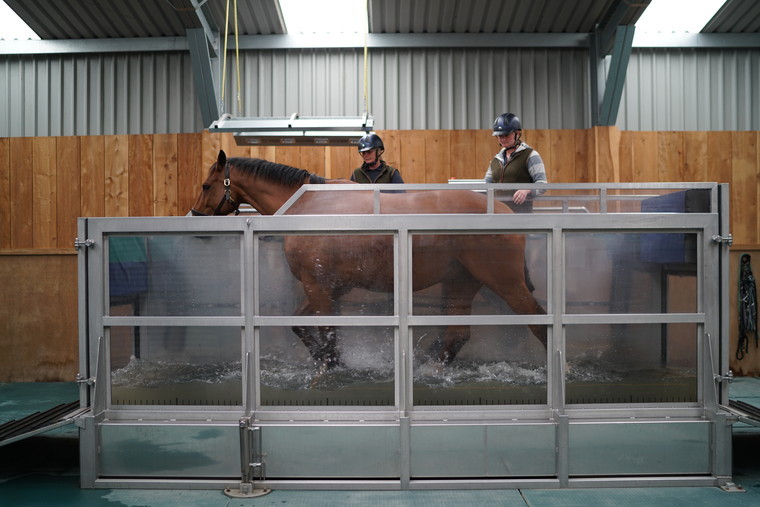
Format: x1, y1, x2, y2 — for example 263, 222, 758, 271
513, 189, 531, 205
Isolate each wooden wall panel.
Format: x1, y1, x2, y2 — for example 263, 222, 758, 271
299, 147, 327, 177
80, 136, 105, 218
325, 146, 353, 180
153, 134, 178, 216
220, 133, 251, 159
399, 130, 428, 183
448, 130, 479, 180
33, 138, 57, 248
10, 137, 33, 248
708, 132, 733, 184
593, 126, 621, 183
0, 253, 78, 382
128, 135, 153, 216
549, 130, 576, 183
424, 130, 450, 183
0, 138, 10, 248
658, 132, 684, 183
732, 132, 758, 245
618, 131, 634, 182
631, 131, 659, 182
683, 132, 709, 181
201, 130, 222, 175
177, 133, 203, 215
574, 130, 593, 183
104, 135, 129, 217
57, 137, 81, 248
528, 130, 552, 174
378, 130, 401, 175
3, 127, 760, 381
274, 146, 302, 169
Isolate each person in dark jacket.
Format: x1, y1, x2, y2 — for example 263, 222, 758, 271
484, 113, 547, 213
351, 133, 404, 183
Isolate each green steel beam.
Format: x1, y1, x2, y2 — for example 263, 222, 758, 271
187, 28, 220, 128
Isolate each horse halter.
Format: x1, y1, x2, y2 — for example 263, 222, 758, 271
191, 162, 240, 216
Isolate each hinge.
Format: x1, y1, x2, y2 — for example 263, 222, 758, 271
74, 238, 95, 250
714, 370, 734, 384
711, 234, 733, 247
76, 373, 95, 386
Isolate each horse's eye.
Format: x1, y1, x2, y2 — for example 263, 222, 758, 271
202, 184, 210, 191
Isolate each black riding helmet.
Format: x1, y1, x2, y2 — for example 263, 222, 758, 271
492, 113, 522, 137
358, 133, 384, 153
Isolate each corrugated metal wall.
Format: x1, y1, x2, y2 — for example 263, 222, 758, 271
0, 52, 201, 137
616, 48, 760, 131
230, 48, 589, 130
2, 46, 759, 137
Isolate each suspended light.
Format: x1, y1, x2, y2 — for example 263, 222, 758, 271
209, 112, 373, 147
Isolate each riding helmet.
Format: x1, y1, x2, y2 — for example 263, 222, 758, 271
492, 113, 522, 136
358, 133, 384, 152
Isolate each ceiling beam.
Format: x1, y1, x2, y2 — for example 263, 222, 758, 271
591, 25, 636, 127
596, 0, 650, 56
187, 28, 220, 128
189, 0, 219, 58
2, 32, 760, 56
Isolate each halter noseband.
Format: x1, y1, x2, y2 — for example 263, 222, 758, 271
191, 162, 240, 216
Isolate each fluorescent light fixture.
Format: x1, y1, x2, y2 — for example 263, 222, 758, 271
279, 0, 368, 35
0, 1, 40, 40
211, 113, 374, 147
635, 0, 727, 33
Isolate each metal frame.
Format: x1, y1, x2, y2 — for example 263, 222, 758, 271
76, 182, 733, 490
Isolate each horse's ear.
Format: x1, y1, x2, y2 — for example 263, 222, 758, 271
216, 150, 227, 170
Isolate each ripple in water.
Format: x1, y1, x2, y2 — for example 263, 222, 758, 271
110, 354, 692, 391
111, 356, 241, 388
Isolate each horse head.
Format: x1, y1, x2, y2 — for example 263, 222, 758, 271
190, 150, 240, 216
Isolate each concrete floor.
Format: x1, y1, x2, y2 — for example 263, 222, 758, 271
1, 380, 760, 506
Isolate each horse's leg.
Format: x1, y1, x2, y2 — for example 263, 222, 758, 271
291, 298, 326, 362
458, 241, 548, 350
435, 267, 485, 365
290, 279, 345, 370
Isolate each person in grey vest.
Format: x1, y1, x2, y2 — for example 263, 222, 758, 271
484, 113, 547, 212
351, 133, 404, 184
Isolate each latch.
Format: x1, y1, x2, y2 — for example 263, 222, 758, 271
74, 238, 95, 250
711, 234, 733, 247
76, 373, 95, 386
714, 370, 734, 384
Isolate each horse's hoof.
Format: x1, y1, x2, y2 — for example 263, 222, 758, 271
309, 363, 329, 388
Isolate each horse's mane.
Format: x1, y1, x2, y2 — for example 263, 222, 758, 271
228, 157, 326, 185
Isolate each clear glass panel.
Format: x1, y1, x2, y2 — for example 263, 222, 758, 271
108, 234, 241, 316
259, 326, 394, 406
565, 232, 697, 314
110, 326, 241, 406
531, 187, 712, 214
411, 233, 548, 317
259, 234, 394, 316
565, 324, 697, 404
413, 326, 548, 406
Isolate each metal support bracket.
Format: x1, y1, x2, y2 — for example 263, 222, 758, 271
720, 481, 746, 493
75, 373, 95, 386
74, 238, 94, 250
224, 417, 270, 498
712, 234, 733, 247
714, 370, 734, 384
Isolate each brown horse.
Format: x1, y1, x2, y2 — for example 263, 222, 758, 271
191, 150, 546, 369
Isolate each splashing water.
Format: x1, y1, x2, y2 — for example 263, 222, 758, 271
112, 356, 241, 388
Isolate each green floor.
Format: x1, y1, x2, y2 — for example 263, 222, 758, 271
2, 380, 760, 507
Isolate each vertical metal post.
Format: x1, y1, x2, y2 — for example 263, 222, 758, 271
225, 417, 270, 498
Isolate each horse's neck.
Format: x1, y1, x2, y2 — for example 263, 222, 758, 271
239, 176, 303, 215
